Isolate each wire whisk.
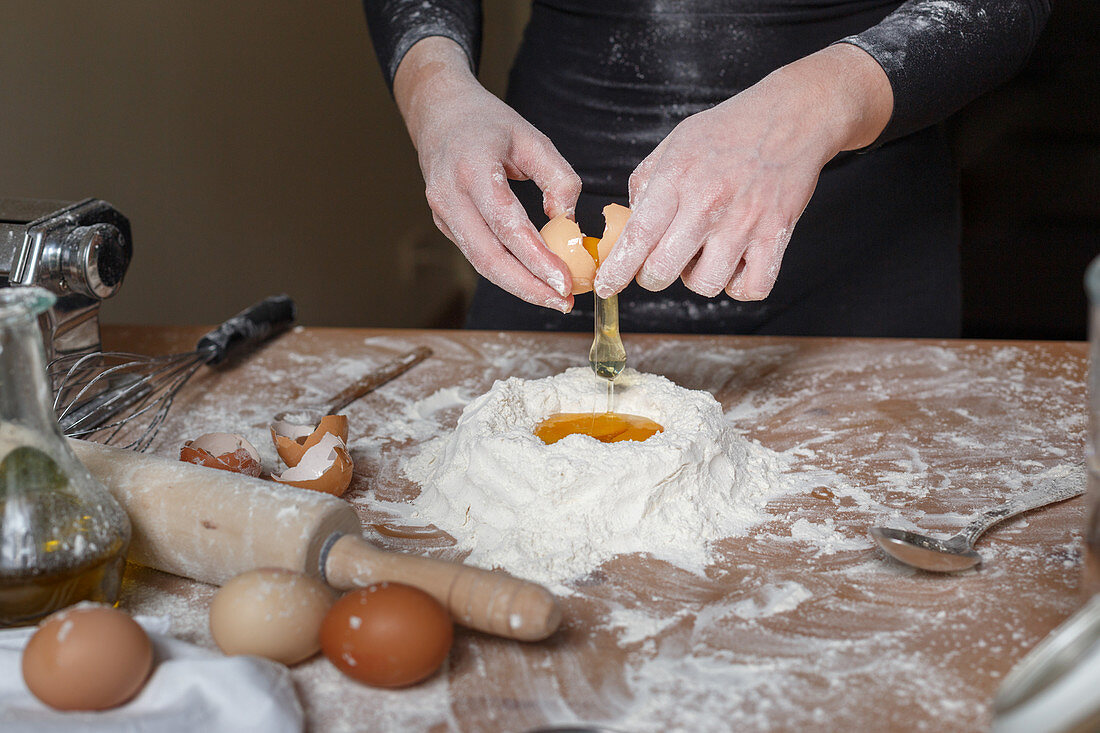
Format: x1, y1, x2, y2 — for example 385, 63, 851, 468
50, 295, 296, 451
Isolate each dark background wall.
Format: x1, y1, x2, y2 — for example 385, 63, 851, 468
0, 2, 1094, 339
953, 0, 1099, 340
0, 2, 526, 331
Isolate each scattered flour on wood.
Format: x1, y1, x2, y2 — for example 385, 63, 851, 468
123, 332, 1087, 732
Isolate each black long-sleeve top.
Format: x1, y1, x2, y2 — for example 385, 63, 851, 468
366, 1, 1047, 150
362, 1, 1051, 337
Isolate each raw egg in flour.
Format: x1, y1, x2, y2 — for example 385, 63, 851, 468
321, 582, 453, 688
535, 411, 664, 444
22, 604, 154, 711
540, 204, 632, 295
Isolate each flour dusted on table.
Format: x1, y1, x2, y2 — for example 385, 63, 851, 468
405, 368, 793, 586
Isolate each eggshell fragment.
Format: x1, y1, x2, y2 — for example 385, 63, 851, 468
271, 414, 349, 468
320, 583, 453, 688
271, 432, 353, 496
22, 604, 154, 711
209, 568, 335, 666
540, 214, 596, 295
179, 432, 262, 477
598, 203, 631, 264
539, 207, 632, 293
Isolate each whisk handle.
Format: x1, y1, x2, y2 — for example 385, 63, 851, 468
196, 294, 297, 365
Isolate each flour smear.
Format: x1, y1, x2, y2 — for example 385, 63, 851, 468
404, 367, 796, 587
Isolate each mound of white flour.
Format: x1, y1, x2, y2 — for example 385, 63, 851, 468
405, 368, 791, 586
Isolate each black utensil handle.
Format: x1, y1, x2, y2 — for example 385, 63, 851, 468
196, 294, 296, 365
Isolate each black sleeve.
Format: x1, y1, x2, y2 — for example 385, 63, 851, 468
362, 0, 482, 94
838, 0, 1051, 147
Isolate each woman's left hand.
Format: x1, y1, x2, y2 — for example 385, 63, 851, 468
593, 43, 893, 301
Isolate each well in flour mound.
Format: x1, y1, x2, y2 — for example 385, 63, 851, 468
405, 368, 792, 586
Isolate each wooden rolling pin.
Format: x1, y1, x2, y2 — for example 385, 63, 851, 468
70, 439, 560, 641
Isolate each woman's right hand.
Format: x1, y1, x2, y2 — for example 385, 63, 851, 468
394, 37, 581, 312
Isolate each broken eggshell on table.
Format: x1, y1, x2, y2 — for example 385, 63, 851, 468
270, 415, 353, 497
270, 414, 348, 467
179, 433, 263, 477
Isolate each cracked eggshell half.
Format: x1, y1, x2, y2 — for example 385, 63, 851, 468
272, 431, 353, 497
179, 432, 263, 477
271, 414, 349, 468
540, 214, 595, 295
598, 203, 631, 264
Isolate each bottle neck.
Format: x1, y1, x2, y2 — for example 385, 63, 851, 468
0, 311, 62, 436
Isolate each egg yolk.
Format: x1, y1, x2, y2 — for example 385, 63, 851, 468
582, 236, 601, 266
535, 412, 664, 444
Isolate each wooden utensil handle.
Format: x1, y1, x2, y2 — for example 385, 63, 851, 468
324, 345, 432, 414
323, 534, 561, 642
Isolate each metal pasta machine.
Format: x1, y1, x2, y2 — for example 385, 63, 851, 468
0, 198, 132, 361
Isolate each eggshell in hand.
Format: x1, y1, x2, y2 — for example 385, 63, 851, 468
320, 582, 453, 688
22, 604, 153, 711
540, 214, 595, 295
271, 432, 353, 496
179, 432, 262, 476
271, 414, 349, 468
597, 203, 631, 264
209, 568, 335, 666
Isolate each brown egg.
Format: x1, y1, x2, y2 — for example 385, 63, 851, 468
270, 414, 349, 468
179, 432, 262, 476
321, 583, 453, 688
271, 432, 354, 496
209, 568, 335, 666
22, 604, 153, 711
540, 214, 596, 295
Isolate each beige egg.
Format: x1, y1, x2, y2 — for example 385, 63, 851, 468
209, 568, 335, 665
22, 604, 154, 711
540, 214, 596, 295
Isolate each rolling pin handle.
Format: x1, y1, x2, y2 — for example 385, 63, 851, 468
323, 534, 561, 642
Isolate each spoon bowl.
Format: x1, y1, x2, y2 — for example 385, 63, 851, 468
869, 526, 982, 572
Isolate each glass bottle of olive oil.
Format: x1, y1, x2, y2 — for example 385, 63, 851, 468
0, 288, 130, 625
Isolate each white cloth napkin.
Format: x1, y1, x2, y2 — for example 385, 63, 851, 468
0, 616, 303, 733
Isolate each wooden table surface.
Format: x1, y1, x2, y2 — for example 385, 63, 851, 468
101, 325, 1092, 732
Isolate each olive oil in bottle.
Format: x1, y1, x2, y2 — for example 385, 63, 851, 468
0, 288, 130, 625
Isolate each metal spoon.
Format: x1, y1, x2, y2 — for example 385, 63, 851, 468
870, 467, 1085, 572
273, 346, 431, 425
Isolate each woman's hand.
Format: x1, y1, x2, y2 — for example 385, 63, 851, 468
395, 37, 581, 312
594, 43, 892, 301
